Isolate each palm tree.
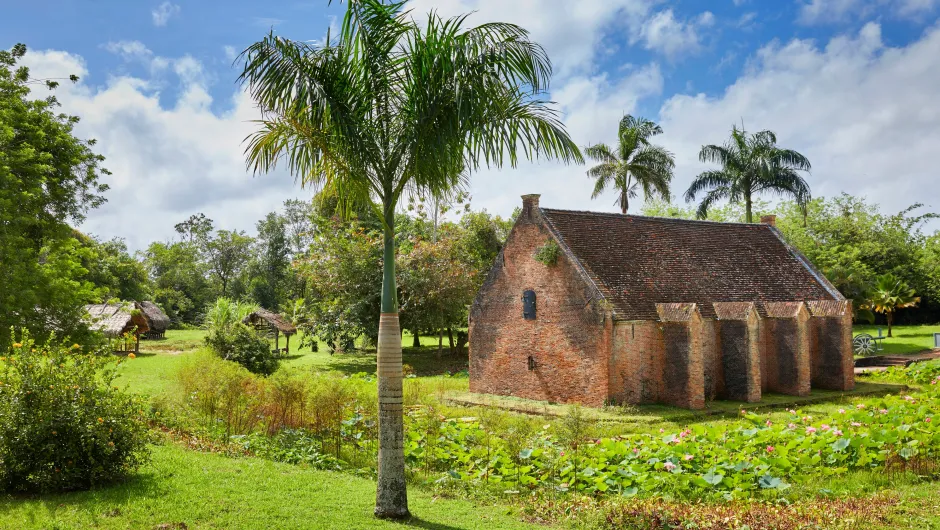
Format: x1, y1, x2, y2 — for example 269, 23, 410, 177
684, 125, 811, 223
584, 115, 674, 214
238, 0, 581, 518
862, 273, 920, 337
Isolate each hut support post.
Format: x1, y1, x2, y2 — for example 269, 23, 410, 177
135, 334, 140, 354
275, 329, 279, 351
286, 334, 290, 354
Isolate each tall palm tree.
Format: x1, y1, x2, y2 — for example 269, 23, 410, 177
684, 125, 811, 223
584, 115, 674, 214
862, 273, 920, 337
238, 0, 581, 518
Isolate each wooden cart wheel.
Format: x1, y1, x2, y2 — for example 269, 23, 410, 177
853, 334, 876, 356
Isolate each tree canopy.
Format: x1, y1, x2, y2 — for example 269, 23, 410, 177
685, 125, 811, 223
0, 43, 110, 346
584, 115, 674, 214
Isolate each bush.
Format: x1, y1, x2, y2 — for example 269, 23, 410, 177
203, 298, 279, 375
0, 331, 151, 492
205, 324, 279, 376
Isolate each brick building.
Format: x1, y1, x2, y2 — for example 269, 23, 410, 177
468, 194, 854, 409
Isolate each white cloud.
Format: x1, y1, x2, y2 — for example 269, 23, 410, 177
21, 14, 940, 251
404, 0, 656, 79
222, 45, 238, 63
798, 0, 939, 24
468, 20, 940, 227
20, 48, 305, 251
657, 22, 940, 227
151, 2, 181, 27
634, 9, 714, 60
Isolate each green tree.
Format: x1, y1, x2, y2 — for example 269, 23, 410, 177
206, 230, 253, 296
249, 212, 291, 311
863, 273, 920, 337
684, 125, 811, 223
0, 43, 110, 346
399, 225, 478, 354
282, 199, 315, 257
144, 241, 211, 324
584, 115, 675, 214
238, 0, 580, 517
173, 213, 214, 244
77, 234, 151, 302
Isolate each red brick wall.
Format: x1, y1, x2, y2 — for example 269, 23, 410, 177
759, 305, 811, 396
807, 301, 855, 391
701, 319, 721, 401
610, 321, 664, 404
469, 207, 611, 407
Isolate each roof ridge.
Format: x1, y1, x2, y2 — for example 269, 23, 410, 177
540, 207, 767, 228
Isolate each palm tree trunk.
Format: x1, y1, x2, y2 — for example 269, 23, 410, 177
887, 312, 893, 338
745, 196, 753, 223
412, 331, 420, 348
620, 189, 628, 214
375, 208, 409, 519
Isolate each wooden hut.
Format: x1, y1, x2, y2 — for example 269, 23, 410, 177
243, 308, 297, 354
84, 302, 150, 353
140, 301, 171, 339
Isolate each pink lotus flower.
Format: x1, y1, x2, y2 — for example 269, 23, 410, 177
851, 422, 862, 427
765, 420, 773, 427
766, 445, 775, 453
821, 424, 831, 432
659, 428, 665, 433
788, 423, 797, 429
788, 409, 796, 414
633, 448, 639, 454
806, 426, 817, 434
834, 429, 843, 436
838, 408, 846, 414
684, 454, 694, 461
856, 404, 866, 410
741, 409, 747, 415
880, 409, 888, 415
664, 462, 676, 471
926, 417, 932, 423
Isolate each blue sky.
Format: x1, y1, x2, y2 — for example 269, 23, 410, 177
5, 0, 940, 248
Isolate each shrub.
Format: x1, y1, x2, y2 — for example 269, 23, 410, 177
206, 324, 279, 376
203, 297, 278, 375
534, 239, 560, 266
0, 331, 150, 492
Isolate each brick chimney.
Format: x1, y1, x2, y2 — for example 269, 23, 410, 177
521, 194, 541, 220
760, 214, 777, 227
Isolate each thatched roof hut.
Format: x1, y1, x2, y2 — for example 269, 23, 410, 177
140, 301, 171, 338
84, 302, 150, 353
243, 308, 297, 353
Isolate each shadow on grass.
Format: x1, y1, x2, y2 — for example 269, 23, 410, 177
310, 347, 468, 377
0, 470, 163, 517
391, 515, 467, 530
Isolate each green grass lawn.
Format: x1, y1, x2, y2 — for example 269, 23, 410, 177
120, 329, 468, 397
853, 324, 940, 355
0, 443, 538, 530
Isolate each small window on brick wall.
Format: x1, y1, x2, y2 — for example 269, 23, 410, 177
522, 290, 536, 320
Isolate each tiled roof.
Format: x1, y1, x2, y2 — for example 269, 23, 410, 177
656, 303, 699, 322
806, 300, 849, 317
540, 208, 842, 321
713, 302, 756, 321
762, 301, 806, 318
